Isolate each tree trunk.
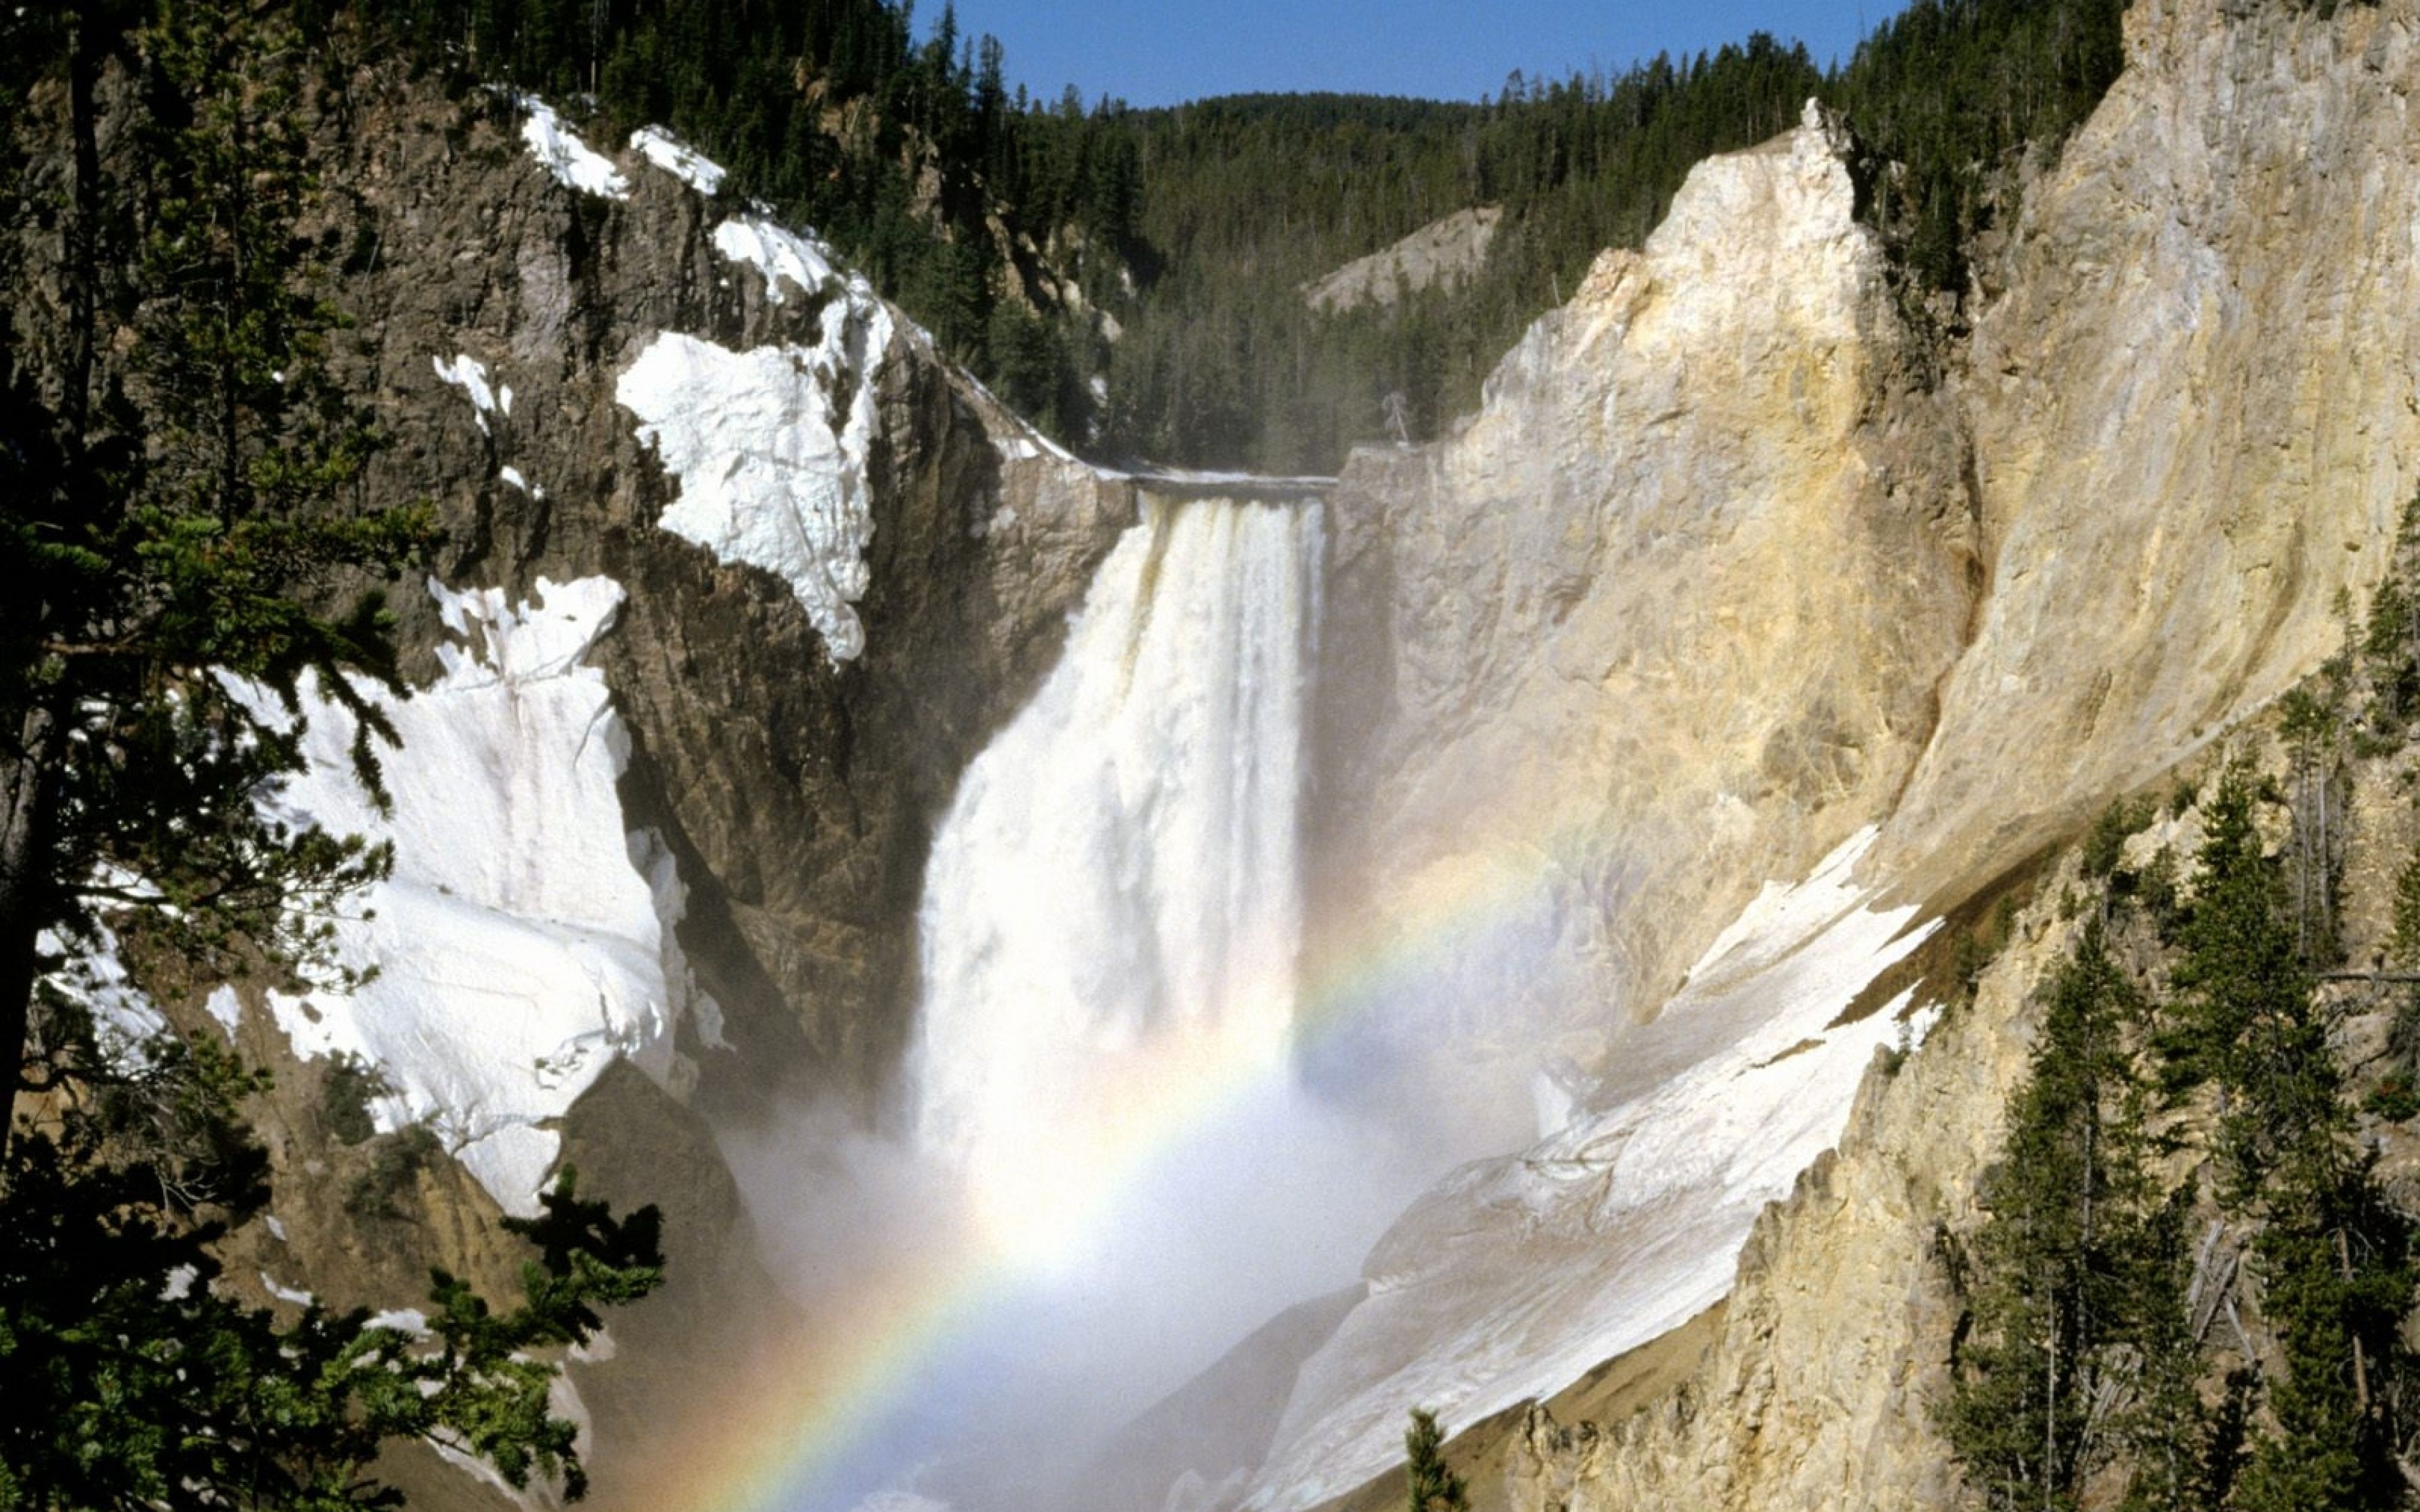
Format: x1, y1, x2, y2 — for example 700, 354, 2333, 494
0, 706, 59, 1157
62, 0, 103, 440
2337, 1227, 2371, 1414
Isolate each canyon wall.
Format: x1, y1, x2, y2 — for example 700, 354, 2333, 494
1278, 1, 2420, 1506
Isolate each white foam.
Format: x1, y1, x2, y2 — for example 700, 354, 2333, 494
909, 497, 1325, 1261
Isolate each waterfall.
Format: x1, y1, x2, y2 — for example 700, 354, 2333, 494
908, 492, 1324, 1253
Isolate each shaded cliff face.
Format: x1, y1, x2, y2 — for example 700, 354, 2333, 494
317, 78, 1133, 1108
301, 76, 1139, 1505
8, 60, 1138, 1509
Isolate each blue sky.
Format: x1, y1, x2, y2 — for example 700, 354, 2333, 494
938, 1, 1906, 109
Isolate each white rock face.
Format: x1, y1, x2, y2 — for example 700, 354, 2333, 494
1877, 0, 2420, 896
1313, 101, 1968, 1122
248, 577, 699, 1215
1261, 3, 2420, 1506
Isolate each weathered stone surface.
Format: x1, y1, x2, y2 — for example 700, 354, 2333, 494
6, 63, 1136, 1506
1302, 206, 1504, 314
1880, 0, 2420, 899
313, 81, 1133, 1109
1311, 105, 1969, 1084
1269, 105, 1975, 1510
1270, 2, 2420, 1505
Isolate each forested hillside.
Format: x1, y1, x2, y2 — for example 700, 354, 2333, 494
271, 0, 2129, 472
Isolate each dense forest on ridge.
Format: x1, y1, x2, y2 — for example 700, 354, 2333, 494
301, 0, 2129, 471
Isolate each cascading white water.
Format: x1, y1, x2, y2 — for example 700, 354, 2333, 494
908, 492, 1323, 1256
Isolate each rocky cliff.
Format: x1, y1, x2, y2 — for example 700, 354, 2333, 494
1266, 0, 2420, 1506
9, 57, 1144, 1506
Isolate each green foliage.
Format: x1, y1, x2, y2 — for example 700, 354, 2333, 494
1940, 922, 2179, 1509
2231, 1151, 2411, 1509
4, 0, 435, 1108
1949, 743, 2420, 1509
2357, 492, 2420, 738
330, 0, 2127, 474
344, 1122, 442, 1221
2083, 795, 2153, 882
1402, 1407, 1468, 1512
2155, 765, 2308, 1139
2276, 683, 2348, 968
1, 9, 665, 1506
2360, 1074, 2419, 1124
1832, 0, 2126, 297
319, 1051, 391, 1147
1950, 896, 2020, 1000
1, 1091, 663, 1509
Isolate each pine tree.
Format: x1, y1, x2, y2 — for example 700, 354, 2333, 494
1940, 921, 2165, 1508
1403, 1408, 1468, 1512
2, 9, 662, 1503
3, 0, 433, 1115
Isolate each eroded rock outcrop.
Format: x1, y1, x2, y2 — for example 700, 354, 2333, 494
1880, 0, 2420, 900
1269, 103, 1974, 1510
7, 63, 1141, 1509
1277, 2, 2420, 1508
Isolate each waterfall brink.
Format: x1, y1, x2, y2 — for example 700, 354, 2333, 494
909, 492, 1324, 1254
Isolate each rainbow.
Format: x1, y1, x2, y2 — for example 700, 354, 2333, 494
602, 833, 1577, 1512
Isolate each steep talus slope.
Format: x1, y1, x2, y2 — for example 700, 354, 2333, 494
1498, 861, 2069, 1512
1301, 207, 1504, 314
1880, 0, 2420, 901
1267, 1, 2420, 1506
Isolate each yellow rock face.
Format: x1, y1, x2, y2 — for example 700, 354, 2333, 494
1279, 2, 2420, 1504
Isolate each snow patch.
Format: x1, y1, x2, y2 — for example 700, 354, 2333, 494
260, 1272, 316, 1307
616, 306, 892, 663
432, 354, 500, 434
1250, 828, 1940, 1509
241, 576, 701, 1215
365, 1308, 431, 1336
630, 127, 727, 195
712, 215, 844, 304
516, 95, 629, 200
37, 920, 166, 1068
